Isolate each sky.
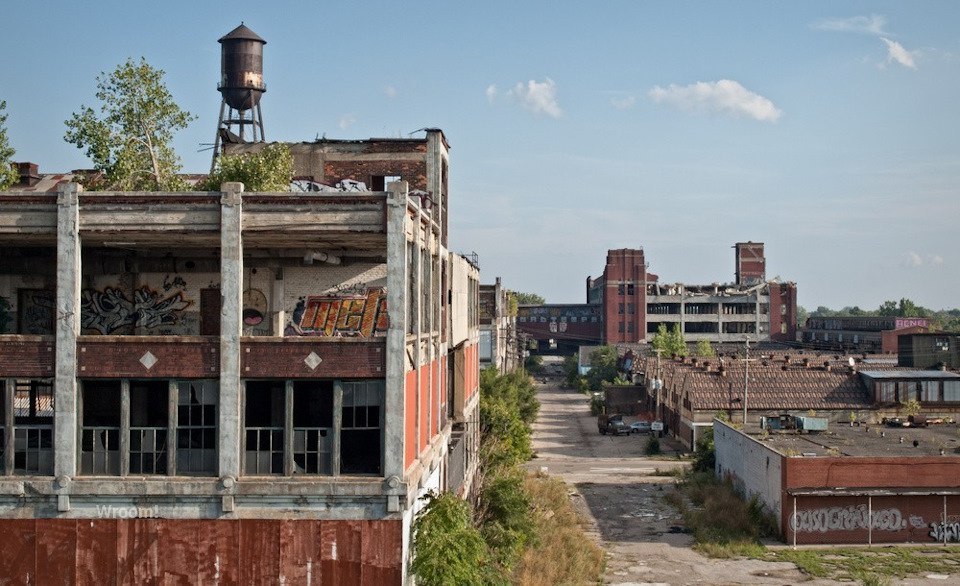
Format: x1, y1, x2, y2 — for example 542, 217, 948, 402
3, 1, 959, 311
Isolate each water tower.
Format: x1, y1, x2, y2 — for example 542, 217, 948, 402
211, 23, 266, 171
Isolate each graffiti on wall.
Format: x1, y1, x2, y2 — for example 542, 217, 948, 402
790, 505, 906, 533
286, 287, 388, 337
242, 289, 268, 326
18, 289, 56, 335
81, 286, 191, 334
930, 521, 960, 542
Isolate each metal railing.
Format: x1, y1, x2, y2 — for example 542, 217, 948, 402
130, 427, 168, 475
292, 427, 332, 474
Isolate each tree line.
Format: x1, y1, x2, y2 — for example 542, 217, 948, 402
799, 298, 960, 332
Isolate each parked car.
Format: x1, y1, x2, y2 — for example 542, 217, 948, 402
598, 414, 630, 436
630, 420, 652, 435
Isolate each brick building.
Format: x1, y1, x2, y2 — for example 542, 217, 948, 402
801, 315, 931, 354
587, 242, 798, 345
0, 129, 481, 582
479, 277, 519, 373
715, 419, 960, 545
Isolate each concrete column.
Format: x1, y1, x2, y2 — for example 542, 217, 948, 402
4, 379, 13, 475
384, 181, 408, 482
218, 183, 244, 480
167, 380, 178, 475
54, 183, 81, 481
120, 380, 130, 476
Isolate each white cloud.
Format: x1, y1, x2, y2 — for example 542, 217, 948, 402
881, 37, 919, 69
813, 14, 887, 36
931, 255, 945, 266
338, 114, 356, 130
647, 79, 782, 122
610, 95, 636, 110
507, 78, 562, 118
385, 85, 397, 99
485, 84, 498, 103
905, 251, 924, 267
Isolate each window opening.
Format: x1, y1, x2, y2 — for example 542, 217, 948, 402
12, 379, 54, 475
292, 381, 333, 474
244, 381, 285, 474
129, 381, 168, 475
177, 381, 217, 475
340, 380, 384, 475
81, 381, 121, 475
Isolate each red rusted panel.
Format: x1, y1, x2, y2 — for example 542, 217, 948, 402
278, 519, 323, 583
405, 369, 417, 470
155, 519, 201, 583
320, 521, 363, 586
240, 519, 281, 583
0, 519, 37, 583
199, 519, 241, 584
361, 520, 403, 585
419, 366, 429, 453
76, 519, 118, 584
36, 518, 77, 585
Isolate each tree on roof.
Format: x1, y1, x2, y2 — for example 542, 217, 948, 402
64, 58, 195, 191
198, 143, 293, 192
511, 292, 545, 305
0, 101, 17, 190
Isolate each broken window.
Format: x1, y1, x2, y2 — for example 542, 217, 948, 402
407, 241, 418, 335
177, 381, 217, 475
340, 380, 383, 475
129, 381, 168, 475
81, 381, 122, 475
244, 381, 285, 475
944, 381, 960, 402
293, 381, 333, 475
617, 284, 625, 295
12, 380, 54, 475
370, 175, 402, 191
627, 303, 635, 315
618, 303, 624, 315
421, 248, 431, 333
627, 284, 635, 296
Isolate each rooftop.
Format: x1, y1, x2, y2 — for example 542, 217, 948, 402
745, 419, 960, 458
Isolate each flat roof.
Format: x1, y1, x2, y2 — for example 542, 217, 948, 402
744, 419, 960, 458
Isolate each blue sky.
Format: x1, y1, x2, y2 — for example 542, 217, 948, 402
4, 1, 959, 310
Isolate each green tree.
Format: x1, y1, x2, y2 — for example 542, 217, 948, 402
511, 292, 545, 305
877, 300, 899, 317
0, 101, 17, 190
586, 346, 619, 391
199, 143, 293, 191
64, 58, 195, 191
411, 492, 494, 586
796, 305, 809, 328
695, 339, 715, 358
668, 323, 688, 356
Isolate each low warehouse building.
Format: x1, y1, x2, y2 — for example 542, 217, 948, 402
714, 419, 960, 545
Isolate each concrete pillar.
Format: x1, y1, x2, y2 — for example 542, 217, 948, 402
54, 183, 81, 481
219, 182, 244, 480
384, 181, 408, 483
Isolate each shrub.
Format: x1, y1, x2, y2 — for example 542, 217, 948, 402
411, 492, 494, 586
645, 436, 661, 455
478, 470, 536, 571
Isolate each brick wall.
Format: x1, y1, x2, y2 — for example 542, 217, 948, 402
323, 161, 427, 191
0, 337, 54, 377
77, 337, 218, 378
241, 339, 385, 378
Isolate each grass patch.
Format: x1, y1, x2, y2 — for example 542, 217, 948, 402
513, 475, 605, 586
770, 546, 960, 584
650, 466, 684, 478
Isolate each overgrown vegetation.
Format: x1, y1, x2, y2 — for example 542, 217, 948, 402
771, 547, 960, 585
695, 339, 715, 358
511, 292, 545, 305
0, 100, 17, 190
523, 354, 544, 375
413, 366, 602, 585
651, 323, 688, 357
64, 58, 195, 191
198, 143, 294, 191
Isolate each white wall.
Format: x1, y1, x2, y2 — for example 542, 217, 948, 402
713, 420, 783, 529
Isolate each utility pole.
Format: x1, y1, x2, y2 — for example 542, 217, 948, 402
654, 348, 663, 421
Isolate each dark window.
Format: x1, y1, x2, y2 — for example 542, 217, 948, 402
244, 381, 285, 475
627, 284, 635, 295
12, 379, 54, 475
618, 303, 624, 315
617, 284, 625, 295
177, 381, 217, 475
340, 381, 383, 475
129, 381, 168, 475
292, 381, 333, 474
81, 381, 122, 475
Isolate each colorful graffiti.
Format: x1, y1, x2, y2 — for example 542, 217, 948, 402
242, 289, 268, 326
790, 505, 906, 533
287, 287, 388, 337
930, 521, 960, 542
81, 286, 191, 334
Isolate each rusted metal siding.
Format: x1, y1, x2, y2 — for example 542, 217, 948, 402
0, 518, 402, 584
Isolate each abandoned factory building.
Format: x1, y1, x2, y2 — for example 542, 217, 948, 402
0, 128, 480, 582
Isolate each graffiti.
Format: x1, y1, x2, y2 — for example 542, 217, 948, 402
930, 522, 960, 542
18, 289, 55, 335
81, 286, 191, 334
242, 289, 268, 326
162, 274, 187, 292
286, 287, 388, 337
910, 515, 927, 529
790, 505, 905, 533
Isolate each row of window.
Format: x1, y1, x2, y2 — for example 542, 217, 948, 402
0, 378, 384, 478
875, 380, 960, 404
518, 316, 599, 324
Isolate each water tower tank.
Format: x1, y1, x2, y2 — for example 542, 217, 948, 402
218, 23, 266, 111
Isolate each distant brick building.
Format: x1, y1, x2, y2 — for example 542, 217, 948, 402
801, 316, 931, 354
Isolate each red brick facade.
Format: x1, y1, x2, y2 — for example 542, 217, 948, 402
0, 337, 54, 377
602, 249, 649, 344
